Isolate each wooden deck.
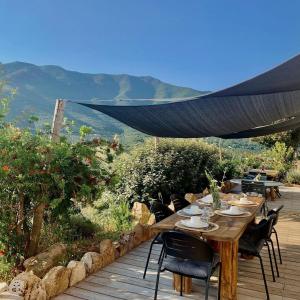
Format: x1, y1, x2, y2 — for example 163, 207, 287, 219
56, 186, 300, 300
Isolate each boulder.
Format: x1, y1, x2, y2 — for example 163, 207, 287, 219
133, 223, 144, 246
99, 240, 115, 267
147, 214, 156, 225
131, 202, 151, 225
26, 283, 47, 300
23, 243, 67, 278
0, 291, 23, 299
9, 272, 40, 298
0, 282, 8, 293
41, 266, 71, 298
80, 253, 92, 273
67, 261, 86, 286
89, 252, 103, 273
141, 224, 153, 241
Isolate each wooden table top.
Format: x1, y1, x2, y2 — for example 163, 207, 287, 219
152, 194, 264, 242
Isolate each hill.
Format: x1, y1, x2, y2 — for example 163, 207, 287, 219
1, 61, 203, 142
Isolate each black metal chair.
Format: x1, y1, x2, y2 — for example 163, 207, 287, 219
241, 180, 268, 215
143, 202, 174, 279
267, 205, 284, 264
239, 214, 277, 300
170, 194, 190, 212
154, 231, 221, 300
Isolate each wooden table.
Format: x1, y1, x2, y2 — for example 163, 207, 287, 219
152, 195, 264, 300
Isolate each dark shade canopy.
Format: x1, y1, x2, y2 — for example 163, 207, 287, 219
76, 54, 300, 138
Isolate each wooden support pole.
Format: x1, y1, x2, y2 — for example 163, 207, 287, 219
51, 99, 65, 142
154, 137, 160, 149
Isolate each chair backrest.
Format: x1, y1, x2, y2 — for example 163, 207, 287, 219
241, 180, 266, 196
250, 214, 276, 242
150, 201, 174, 223
161, 231, 215, 262
267, 205, 284, 226
170, 194, 190, 212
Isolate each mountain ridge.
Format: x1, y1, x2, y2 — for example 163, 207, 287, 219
0, 61, 205, 142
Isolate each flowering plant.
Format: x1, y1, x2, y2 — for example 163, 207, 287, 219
205, 170, 221, 209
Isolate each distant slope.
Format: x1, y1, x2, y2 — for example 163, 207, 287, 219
1, 61, 204, 141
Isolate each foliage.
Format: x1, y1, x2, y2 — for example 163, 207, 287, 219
253, 129, 300, 150
0, 122, 116, 263
82, 190, 133, 238
113, 139, 224, 205
205, 170, 220, 209
68, 214, 99, 239
0, 256, 15, 282
264, 142, 294, 177
286, 169, 300, 184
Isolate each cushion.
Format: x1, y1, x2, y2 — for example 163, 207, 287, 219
163, 255, 219, 279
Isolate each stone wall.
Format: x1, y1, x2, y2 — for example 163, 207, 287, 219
0, 223, 155, 300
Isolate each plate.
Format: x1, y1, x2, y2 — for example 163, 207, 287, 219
215, 210, 251, 217
181, 219, 209, 228
228, 200, 257, 206
198, 194, 213, 204
175, 220, 219, 232
182, 207, 202, 215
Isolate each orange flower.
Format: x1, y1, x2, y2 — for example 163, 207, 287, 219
2, 165, 10, 172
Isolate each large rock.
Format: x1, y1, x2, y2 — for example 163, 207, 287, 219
99, 239, 115, 267
26, 283, 47, 300
80, 252, 102, 274
0, 282, 8, 293
67, 261, 86, 286
0, 291, 23, 299
41, 266, 71, 298
133, 223, 144, 246
9, 272, 40, 298
23, 243, 67, 278
131, 202, 152, 225
80, 253, 92, 273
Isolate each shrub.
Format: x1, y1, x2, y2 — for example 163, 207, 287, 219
286, 169, 300, 184
68, 214, 99, 239
82, 190, 133, 237
264, 142, 294, 178
0, 124, 115, 262
113, 139, 224, 205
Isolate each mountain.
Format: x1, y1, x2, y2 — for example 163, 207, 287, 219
1, 61, 204, 143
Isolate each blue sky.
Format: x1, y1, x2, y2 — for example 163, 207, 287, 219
0, 0, 300, 91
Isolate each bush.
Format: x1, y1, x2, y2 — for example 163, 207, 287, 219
82, 190, 133, 237
113, 139, 225, 205
286, 169, 300, 184
68, 215, 99, 239
264, 142, 294, 178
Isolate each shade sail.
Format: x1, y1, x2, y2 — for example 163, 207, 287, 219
76, 54, 300, 138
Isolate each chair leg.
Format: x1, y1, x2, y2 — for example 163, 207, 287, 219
205, 279, 210, 300
273, 228, 283, 264
270, 239, 280, 277
266, 242, 275, 282
158, 246, 164, 265
258, 254, 270, 300
180, 275, 183, 296
218, 263, 222, 300
144, 237, 158, 279
154, 261, 163, 300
